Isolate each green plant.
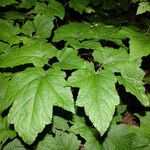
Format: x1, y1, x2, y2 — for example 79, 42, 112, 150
0, 0, 150, 149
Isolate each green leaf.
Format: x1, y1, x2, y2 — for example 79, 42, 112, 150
103, 113, 150, 149
137, 1, 150, 15
116, 104, 127, 115
0, 0, 16, 7
93, 47, 129, 72
92, 24, 119, 40
0, 73, 12, 113
33, 14, 54, 39
69, 0, 90, 14
34, 0, 65, 20
0, 42, 57, 68
53, 22, 93, 42
67, 62, 120, 135
36, 131, 80, 150
0, 116, 16, 142
53, 47, 84, 70
21, 14, 54, 39
119, 27, 150, 60
0, 19, 21, 45
66, 39, 101, 50
117, 60, 149, 106
21, 20, 35, 37
19, 0, 36, 9
0, 42, 10, 55
103, 125, 135, 150
135, 112, 150, 138
6, 67, 74, 144
3, 11, 25, 20
0, 76, 9, 108
132, 112, 150, 149
91, 24, 124, 46
71, 116, 102, 150
53, 23, 123, 47
52, 116, 70, 133
3, 139, 26, 150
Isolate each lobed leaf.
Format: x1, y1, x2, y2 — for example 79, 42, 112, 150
137, 1, 150, 15
21, 20, 35, 37
19, 0, 36, 9
36, 131, 80, 150
5, 67, 74, 144
66, 39, 101, 50
117, 60, 149, 106
69, 0, 90, 14
0, 19, 21, 45
53, 47, 84, 70
102, 113, 150, 150
0, 116, 16, 142
34, 0, 65, 20
3, 139, 26, 150
52, 116, 70, 133
53, 22, 123, 47
33, 14, 54, 39
0, 42, 57, 68
71, 116, 102, 150
68, 62, 120, 135
118, 27, 150, 60
103, 125, 135, 150
53, 22, 94, 42
93, 47, 129, 73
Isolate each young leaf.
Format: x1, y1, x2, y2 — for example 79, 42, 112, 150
33, 14, 54, 39
71, 116, 102, 150
67, 62, 120, 135
53, 47, 84, 70
52, 116, 70, 133
36, 131, 80, 150
117, 60, 149, 106
3, 139, 26, 150
0, 42, 57, 68
6, 68, 74, 144
137, 1, 150, 15
93, 47, 129, 72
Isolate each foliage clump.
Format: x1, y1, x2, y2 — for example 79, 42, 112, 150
0, 0, 150, 149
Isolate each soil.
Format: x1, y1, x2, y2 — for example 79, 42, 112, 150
122, 111, 139, 126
